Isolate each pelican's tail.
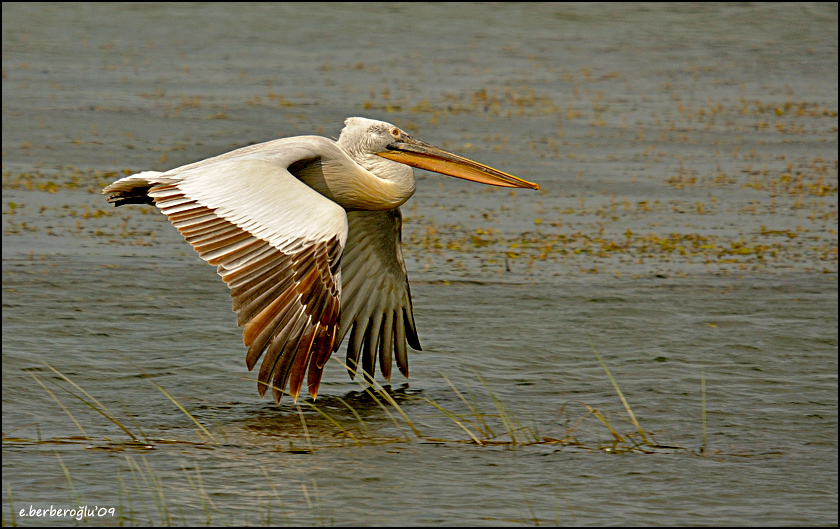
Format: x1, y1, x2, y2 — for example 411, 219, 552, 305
102, 171, 166, 206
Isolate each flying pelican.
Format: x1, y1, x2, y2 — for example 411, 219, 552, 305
103, 117, 539, 403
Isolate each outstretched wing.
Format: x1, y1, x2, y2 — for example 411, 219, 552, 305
336, 208, 421, 382
104, 136, 361, 402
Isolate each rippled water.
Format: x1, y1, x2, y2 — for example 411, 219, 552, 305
3, 3, 837, 525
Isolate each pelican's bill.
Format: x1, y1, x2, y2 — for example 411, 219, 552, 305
377, 138, 539, 190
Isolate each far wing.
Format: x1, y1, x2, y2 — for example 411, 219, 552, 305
105, 137, 360, 402
336, 208, 421, 381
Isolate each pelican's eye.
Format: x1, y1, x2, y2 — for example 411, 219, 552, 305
390, 127, 401, 139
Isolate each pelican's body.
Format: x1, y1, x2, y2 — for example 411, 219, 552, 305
104, 118, 539, 403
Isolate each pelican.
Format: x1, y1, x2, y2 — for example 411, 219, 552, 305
103, 117, 539, 403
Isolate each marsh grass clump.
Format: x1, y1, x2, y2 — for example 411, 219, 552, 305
6, 348, 680, 455
419, 365, 668, 453
4, 348, 698, 525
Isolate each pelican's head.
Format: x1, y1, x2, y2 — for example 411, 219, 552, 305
338, 117, 540, 190
338, 117, 403, 159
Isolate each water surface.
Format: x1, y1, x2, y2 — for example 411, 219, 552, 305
3, 3, 837, 525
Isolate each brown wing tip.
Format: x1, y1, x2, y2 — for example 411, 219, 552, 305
307, 357, 325, 400
257, 378, 270, 398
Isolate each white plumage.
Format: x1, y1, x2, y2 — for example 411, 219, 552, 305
103, 117, 539, 403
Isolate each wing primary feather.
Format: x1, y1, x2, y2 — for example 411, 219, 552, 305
379, 310, 395, 380
288, 324, 318, 401
270, 319, 312, 403
313, 305, 339, 369
346, 323, 363, 378
230, 261, 293, 307
234, 272, 296, 327
328, 240, 342, 276
395, 309, 409, 377
244, 287, 301, 370
297, 267, 324, 309
305, 284, 330, 325
242, 284, 298, 347
292, 245, 318, 274
362, 312, 382, 381
306, 323, 334, 399
259, 311, 307, 398
404, 303, 421, 351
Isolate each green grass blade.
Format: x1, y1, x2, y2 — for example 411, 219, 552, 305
441, 374, 492, 437
147, 379, 218, 444
300, 399, 361, 446
335, 395, 371, 439
54, 450, 82, 509
141, 455, 170, 525
362, 385, 410, 440
113, 354, 218, 444
366, 378, 422, 438
118, 397, 151, 445
29, 373, 89, 440
125, 455, 158, 525
587, 339, 649, 443
182, 465, 212, 524
296, 405, 314, 452
583, 404, 624, 442
262, 468, 291, 526
421, 396, 484, 444
466, 384, 496, 438
331, 357, 422, 439
41, 361, 138, 442
116, 471, 127, 525
518, 482, 539, 526
475, 373, 520, 444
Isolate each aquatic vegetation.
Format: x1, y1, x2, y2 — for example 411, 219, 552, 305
2, 344, 710, 525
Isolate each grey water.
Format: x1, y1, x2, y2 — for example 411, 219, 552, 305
2, 3, 837, 525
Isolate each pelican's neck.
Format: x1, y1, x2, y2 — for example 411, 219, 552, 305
293, 140, 416, 212
337, 138, 416, 211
